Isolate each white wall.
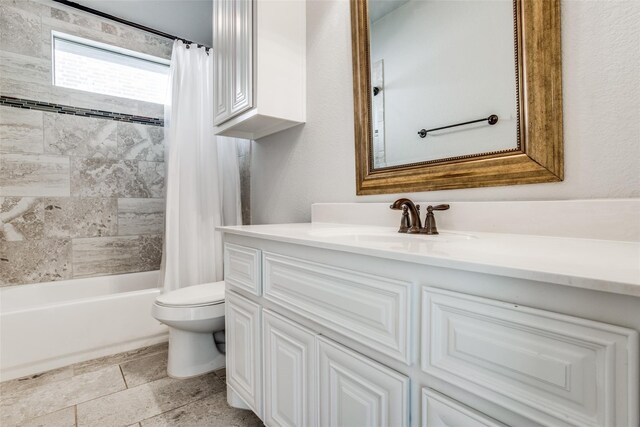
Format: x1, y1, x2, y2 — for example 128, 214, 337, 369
251, 0, 640, 225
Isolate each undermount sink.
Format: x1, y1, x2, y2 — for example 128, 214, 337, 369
307, 226, 476, 242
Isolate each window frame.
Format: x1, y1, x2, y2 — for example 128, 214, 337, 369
51, 31, 171, 104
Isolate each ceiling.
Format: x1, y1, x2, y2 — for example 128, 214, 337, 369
369, 0, 409, 23
70, 0, 213, 46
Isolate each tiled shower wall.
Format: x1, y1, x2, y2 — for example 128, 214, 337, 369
0, 107, 165, 286
0, 0, 163, 286
0, 0, 251, 287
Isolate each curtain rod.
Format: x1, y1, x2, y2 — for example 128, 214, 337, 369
52, 0, 212, 51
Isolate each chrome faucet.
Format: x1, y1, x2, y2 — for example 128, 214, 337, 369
390, 199, 450, 235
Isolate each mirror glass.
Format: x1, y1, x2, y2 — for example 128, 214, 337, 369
368, 0, 520, 169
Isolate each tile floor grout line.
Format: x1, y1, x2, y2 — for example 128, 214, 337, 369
28, 358, 169, 423
118, 364, 129, 389
6, 369, 133, 427
74, 373, 225, 426
67, 366, 171, 413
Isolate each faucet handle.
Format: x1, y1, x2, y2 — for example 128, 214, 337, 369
422, 204, 450, 235
427, 204, 450, 212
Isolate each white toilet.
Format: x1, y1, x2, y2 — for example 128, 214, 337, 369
152, 281, 226, 378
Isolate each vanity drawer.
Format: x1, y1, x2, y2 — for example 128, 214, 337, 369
263, 252, 412, 364
224, 243, 261, 295
421, 388, 506, 427
421, 287, 639, 427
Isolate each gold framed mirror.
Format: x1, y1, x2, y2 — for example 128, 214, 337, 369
351, 0, 563, 195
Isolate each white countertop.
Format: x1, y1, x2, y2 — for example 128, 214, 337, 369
218, 223, 640, 297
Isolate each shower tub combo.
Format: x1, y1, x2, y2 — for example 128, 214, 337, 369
0, 271, 168, 381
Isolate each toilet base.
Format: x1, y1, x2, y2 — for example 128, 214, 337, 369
167, 328, 226, 378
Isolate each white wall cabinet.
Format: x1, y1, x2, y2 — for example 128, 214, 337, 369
222, 241, 639, 427
213, 0, 306, 140
263, 310, 316, 427
213, 0, 253, 126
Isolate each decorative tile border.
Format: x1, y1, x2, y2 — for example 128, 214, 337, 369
0, 96, 164, 127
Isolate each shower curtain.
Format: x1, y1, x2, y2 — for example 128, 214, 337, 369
159, 40, 242, 292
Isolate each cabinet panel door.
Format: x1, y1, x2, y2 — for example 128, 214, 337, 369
226, 290, 262, 417
422, 388, 506, 427
317, 336, 409, 427
229, 0, 253, 117
213, 0, 230, 125
422, 287, 639, 427
263, 310, 316, 427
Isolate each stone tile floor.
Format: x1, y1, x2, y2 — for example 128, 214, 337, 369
0, 343, 263, 426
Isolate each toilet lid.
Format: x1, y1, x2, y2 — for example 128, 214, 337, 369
156, 281, 225, 307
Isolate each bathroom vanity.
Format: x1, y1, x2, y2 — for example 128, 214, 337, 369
218, 206, 639, 427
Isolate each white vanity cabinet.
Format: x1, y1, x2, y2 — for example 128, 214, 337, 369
212, 0, 306, 139
221, 236, 640, 427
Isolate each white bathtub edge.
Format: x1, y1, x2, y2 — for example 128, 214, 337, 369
1, 332, 169, 382
0, 271, 169, 382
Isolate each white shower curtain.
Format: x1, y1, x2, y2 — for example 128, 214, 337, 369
160, 41, 242, 292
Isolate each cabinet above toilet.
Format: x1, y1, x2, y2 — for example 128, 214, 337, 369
212, 0, 306, 140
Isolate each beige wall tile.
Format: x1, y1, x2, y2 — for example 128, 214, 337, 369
118, 123, 164, 162
0, 106, 44, 154
71, 235, 140, 278
136, 161, 165, 198
44, 113, 118, 159
0, 196, 44, 241
0, 238, 71, 286
45, 197, 117, 238
0, 153, 70, 197
0, 5, 42, 57
117, 198, 164, 236
138, 234, 163, 271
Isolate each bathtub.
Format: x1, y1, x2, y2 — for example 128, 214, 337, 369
0, 271, 168, 381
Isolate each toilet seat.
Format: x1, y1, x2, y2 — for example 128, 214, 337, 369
155, 281, 225, 308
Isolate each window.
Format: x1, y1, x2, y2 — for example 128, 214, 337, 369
53, 33, 170, 104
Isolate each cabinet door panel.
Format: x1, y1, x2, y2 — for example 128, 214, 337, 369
263, 310, 316, 427
422, 388, 506, 427
230, 0, 253, 117
213, 0, 230, 124
317, 336, 409, 427
226, 290, 262, 417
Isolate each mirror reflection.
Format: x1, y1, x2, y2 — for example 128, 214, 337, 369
369, 0, 520, 169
